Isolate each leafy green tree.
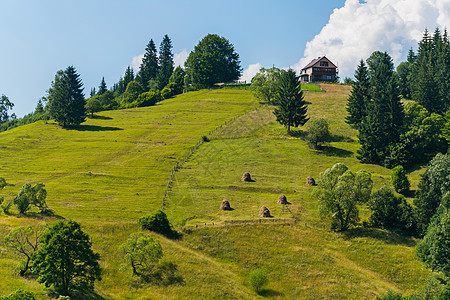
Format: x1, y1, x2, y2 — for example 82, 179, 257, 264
122, 81, 144, 106
313, 163, 373, 231
368, 186, 414, 231
97, 77, 107, 95
120, 232, 163, 277
391, 166, 410, 195
184, 34, 241, 88
416, 210, 450, 277
307, 118, 330, 149
4, 225, 43, 276
98, 90, 117, 110
415, 153, 450, 235
156, 35, 174, 90
136, 39, 159, 91
168, 66, 185, 95
248, 268, 268, 294
31, 220, 101, 296
138, 210, 176, 238
14, 183, 48, 214
250, 67, 282, 103
0, 94, 14, 123
47, 66, 86, 128
273, 69, 309, 135
345, 60, 370, 128
85, 96, 102, 117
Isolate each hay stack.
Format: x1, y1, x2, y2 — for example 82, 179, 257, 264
220, 199, 232, 211
241, 172, 253, 182
277, 194, 290, 205
259, 206, 272, 218
306, 176, 316, 186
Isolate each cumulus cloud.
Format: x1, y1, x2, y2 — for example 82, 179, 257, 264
174, 49, 189, 68
294, 0, 450, 80
239, 63, 262, 83
131, 53, 144, 73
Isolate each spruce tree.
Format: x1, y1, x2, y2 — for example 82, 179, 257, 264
273, 69, 309, 135
117, 66, 135, 95
156, 35, 174, 90
345, 60, 370, 128
136, 39, 159, 91
47, 66, 86, 128
98, 77, 107, 95
357, 52, 403, 164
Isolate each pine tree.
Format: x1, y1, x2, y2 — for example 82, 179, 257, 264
98, 77, 107, 95
136, 39, 159, 91
345, 60, 370, 128
273, 69, 309, 135
117, 66, 135, 95
47, 66, 86, 128
156, 35, 174, 90
357, 52, 403, 164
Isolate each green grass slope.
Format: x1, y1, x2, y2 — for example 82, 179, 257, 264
0, 86, 431, 299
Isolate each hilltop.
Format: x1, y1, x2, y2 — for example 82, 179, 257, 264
0, 85, 432, 299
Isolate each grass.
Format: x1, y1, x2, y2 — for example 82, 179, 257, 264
301, 83, 323, 92
0, 85, 432, 299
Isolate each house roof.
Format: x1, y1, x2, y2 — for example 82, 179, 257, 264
301, 56, 337, 70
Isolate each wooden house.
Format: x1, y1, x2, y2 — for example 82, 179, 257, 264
300, 56, 338, 83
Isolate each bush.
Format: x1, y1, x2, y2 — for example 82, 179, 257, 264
135, 90, 162, 107
368, 186, 415, 231
248, 268, 268, 294
391, 166, 410, 195
161, 82, 176, 99
307, 118, 330, 149
0, 289, 36, 300
138, 210, 176, 238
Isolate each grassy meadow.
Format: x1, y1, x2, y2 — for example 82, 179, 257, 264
0, 85, 433, 299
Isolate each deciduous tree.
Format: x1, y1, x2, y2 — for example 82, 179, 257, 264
31, 220, 101, 296
184, 34, 241, 88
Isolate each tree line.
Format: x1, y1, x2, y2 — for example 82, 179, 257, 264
1, 33, 242, 130
346, 28, 449, 169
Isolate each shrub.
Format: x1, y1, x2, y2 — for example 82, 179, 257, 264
368, 186, 415, 231
161, 82, 175, 99
139, 210, 176, 237
391, 166, 410, 195
0, 289, 36, 300
135, 90, 162, 107
307, 118, 330, 149
248, 268, 268, 294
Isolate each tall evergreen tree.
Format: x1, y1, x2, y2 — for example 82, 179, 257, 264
345, 60, 370, 128
273, 69, 309, 135
47, 66, 86, 128
156, 35, 174, 90
357, 52, 403, 164
117, 66, 135, 95
136, 39, 159, 91
98, 77, 107, 95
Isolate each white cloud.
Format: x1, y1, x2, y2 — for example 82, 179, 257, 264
239, 63, 262, 83
130, 53, 144, 73
174, 49, 189, 68
294, 0, 450, 80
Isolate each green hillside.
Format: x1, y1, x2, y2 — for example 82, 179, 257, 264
0, 86, 432, 299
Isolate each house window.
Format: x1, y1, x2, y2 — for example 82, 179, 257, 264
320, 61, 329, 67
313, 68, 321, 72
326, 75, 332, 80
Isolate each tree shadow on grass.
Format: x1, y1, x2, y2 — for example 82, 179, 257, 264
17, 211, 65, 220
49, 289, 106, 300
330, 134, 355, 143
259, 288, 283, 297
341, 227, 416, 247
91, 115, 113, 120
69, 124, 123, 132
319, 146, 353, 158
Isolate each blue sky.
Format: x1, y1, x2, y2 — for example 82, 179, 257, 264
1, 0, 449, 117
